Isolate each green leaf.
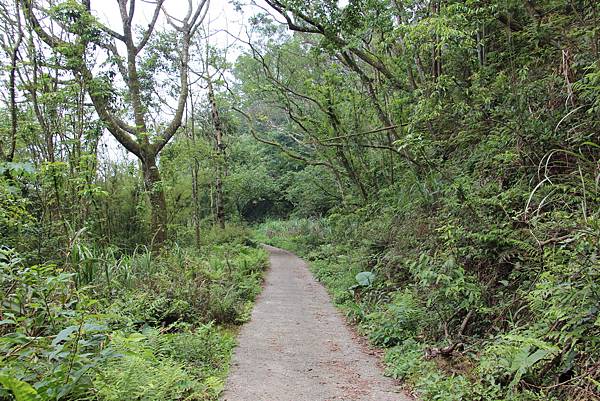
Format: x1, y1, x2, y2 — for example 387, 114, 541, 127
524, 349, 552, 368
509, 347, 554, 388
355, 271, 375, 287
82, 323, 108, 332
52, 325, 79, 346
0, 162, 36, 176
0, 376, 40, 401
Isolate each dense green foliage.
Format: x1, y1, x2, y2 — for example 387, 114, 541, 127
258, 214, 598, 400
2, 0, 600, 400
244, 0, 600, 399
1, 228, 267, 400
0, 2, 271, 398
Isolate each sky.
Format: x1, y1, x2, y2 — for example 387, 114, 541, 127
89, 0, 347, 163
91, 0, 255, 162
92, 0, 246, 50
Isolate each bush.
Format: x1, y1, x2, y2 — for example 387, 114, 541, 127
363, 291, 426, 347
94, 354, 203, 401
264, 203, 599, 400
92, 326, 235, 401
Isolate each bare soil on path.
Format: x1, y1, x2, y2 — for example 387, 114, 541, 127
221, 245, 413, 401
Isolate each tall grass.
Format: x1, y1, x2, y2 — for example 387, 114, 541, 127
67, 237, 158, 292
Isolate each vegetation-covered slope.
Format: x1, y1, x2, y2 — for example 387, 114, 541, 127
241, 1, 600, 400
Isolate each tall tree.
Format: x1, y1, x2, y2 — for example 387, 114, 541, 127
0, 0, 24, 163
206, 75, 226, 229
21, 0, 209, 248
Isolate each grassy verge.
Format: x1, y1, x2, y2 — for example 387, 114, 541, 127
1, 226, 268, 401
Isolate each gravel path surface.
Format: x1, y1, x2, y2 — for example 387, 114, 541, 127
221, 245, 413, 401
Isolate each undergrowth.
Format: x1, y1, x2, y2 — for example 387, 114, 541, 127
0, 227, 268, 401
258, 199, 599, 401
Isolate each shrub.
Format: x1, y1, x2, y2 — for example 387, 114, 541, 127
363, 290, 425, 347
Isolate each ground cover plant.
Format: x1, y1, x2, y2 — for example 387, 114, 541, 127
1, 233, 268, 400
258, 198, 599, 401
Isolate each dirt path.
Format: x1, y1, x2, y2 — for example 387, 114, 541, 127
221, 245, 413, 401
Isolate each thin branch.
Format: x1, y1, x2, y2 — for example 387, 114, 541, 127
233, 106, 335, 169
320, 125, 401, 142
135, 0, 165, 54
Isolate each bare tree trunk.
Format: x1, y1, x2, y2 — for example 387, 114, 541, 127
336, 147, 368, 202
431, 0, 442, 80
477, 23, 486, 67
7, 35, 22, 162
207, 77, 226, 229
188, 92, 201, 247
324, 94, 369, 202
191, 164, 201, 245
2, 0, 24, 162
141, 153, 167, 248
215, 170, 225, 229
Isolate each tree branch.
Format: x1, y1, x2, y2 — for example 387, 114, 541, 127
135, 0, 165, 54
263, 0, 404, 89
233, 106, 335, 169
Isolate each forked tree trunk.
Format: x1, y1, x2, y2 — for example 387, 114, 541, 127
22, 0, 210, 251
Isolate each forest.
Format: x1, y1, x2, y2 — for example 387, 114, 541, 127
0, 0, 599, 400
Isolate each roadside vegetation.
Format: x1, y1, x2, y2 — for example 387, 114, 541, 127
257, 195, 598, 401
1, 220, 267, 400
247, 1, 600, 398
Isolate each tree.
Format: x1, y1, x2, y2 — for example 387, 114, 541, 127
0, 0, 24, 163
21, 0, 209, 248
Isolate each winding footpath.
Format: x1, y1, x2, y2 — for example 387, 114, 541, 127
221, 245, 413, 401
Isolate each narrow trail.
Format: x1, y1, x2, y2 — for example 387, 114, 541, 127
221, 245, 413, 401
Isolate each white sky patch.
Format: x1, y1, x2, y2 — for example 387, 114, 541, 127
89, 0, 255, 163
338, 0, 349, 8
